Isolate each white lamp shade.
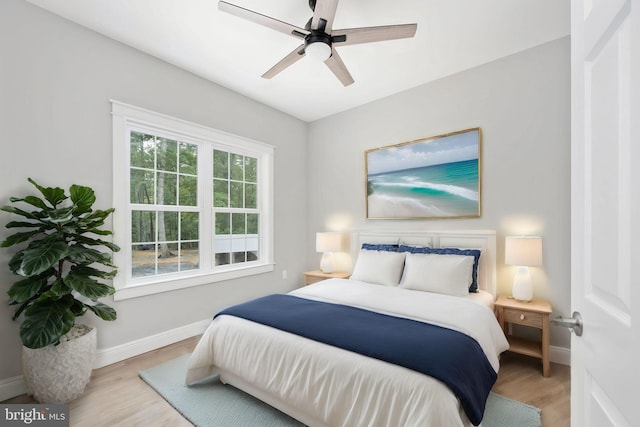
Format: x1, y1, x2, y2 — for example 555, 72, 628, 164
505, 236, 542, 266
505, 236, 542, 302
316, 232, 342, 253
316, 232, 342, 273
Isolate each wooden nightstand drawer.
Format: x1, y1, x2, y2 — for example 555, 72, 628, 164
503, 308, 543, 328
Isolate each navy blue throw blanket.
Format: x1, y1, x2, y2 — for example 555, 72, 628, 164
216, 294, 497, 426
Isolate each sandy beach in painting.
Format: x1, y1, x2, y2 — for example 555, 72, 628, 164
367, 194, 451, 218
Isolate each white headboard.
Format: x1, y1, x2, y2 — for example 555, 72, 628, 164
350, 229, 497, 296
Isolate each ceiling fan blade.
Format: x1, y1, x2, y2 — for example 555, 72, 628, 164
262, 44, 306, 79
219, 1, 309, 39
310, 0, 339, 32
332, 23, 417, 46
324, 48, 354, 86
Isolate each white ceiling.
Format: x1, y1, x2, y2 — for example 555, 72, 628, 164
26, 0, 570, 122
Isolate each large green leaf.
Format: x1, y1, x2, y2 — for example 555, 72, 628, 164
71, 265, 117, 279
25, 196, 49, 209
10, 195, 49, 210
19, 240, 69, 276
65, 245, 91, 265
80, 208, 114, 223
45, 206, 75, 224
74, 220, 103, 231
87, 302, 117, 321
7, 277, 47, 304
64, 271, 115, 300
66, 245, 116, 267
70, 185, 95, 214
1, 205, 44, 220
75, 236, 120, 252
8, 251, 24, 274
20, 300, 75, 348
63, 226, 112, 239
74, 210, 115, 232
28, 178, 67, 207
49, 277, 70, 296
85, 228, 112, 236
5, 220, 42, 229
0, 230, 43, 248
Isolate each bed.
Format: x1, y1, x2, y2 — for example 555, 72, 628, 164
186, 230, 509, 427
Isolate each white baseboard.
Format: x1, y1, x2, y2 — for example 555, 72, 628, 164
93, 318, 211, 368
0, 375, 28, 402
550, 345, 571, 366
0, 318, 211, 402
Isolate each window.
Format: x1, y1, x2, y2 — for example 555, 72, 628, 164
112, 101, 274, 300
213, 150, 260, 266
130, 132, 200, 278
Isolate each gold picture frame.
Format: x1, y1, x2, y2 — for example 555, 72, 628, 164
365, 128, 482, 219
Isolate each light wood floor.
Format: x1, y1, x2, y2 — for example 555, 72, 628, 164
4, 337, 570, 427
494, 352, 570, 427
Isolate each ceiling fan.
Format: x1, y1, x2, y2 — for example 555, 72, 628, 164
218, 0, 418, 86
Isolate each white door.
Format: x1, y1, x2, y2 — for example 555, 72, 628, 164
570, 0, 639, 426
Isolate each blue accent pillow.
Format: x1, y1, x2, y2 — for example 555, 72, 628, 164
397, 245, 430, 254
361, 243, 399, 252
398, 245, 482, 293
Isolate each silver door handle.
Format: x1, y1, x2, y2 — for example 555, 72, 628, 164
551, 311, 583, 336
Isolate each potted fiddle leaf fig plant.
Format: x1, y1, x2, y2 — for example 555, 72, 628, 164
1, 178, 120, 403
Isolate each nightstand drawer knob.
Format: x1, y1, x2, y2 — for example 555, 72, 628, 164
520, 314, 525, 321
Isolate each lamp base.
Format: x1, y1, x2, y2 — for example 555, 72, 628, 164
512, 266, 533, 302
320, 252, 335, 273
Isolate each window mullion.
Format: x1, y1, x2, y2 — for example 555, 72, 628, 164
200, 143, 213, 272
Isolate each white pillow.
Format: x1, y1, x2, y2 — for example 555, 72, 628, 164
350, 250, 406, 286
399, 253, 474, 296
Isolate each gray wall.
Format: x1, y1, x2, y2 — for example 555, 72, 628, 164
307, 37, 571, 350
0, 0, 307, 381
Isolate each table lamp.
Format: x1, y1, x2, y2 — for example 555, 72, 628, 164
505, 236, 543, 302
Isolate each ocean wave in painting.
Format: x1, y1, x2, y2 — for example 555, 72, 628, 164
374, 180, 478, 202
367, 159, 479, 217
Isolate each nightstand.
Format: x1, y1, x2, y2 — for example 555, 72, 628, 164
495, 295, 552, 377
303, 270, 350, 286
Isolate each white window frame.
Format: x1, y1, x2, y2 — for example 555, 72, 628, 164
111, 100, 274, 300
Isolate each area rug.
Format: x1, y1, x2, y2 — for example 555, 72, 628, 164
140, 354, 541, 427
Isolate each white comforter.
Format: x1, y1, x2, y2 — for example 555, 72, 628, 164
186, 279, 509, 427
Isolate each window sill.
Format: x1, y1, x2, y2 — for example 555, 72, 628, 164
113, 263, 275, 300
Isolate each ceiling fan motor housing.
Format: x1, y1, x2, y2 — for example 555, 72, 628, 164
306, 31, 331, 48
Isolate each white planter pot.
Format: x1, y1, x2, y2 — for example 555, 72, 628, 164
21, 324, 97, 403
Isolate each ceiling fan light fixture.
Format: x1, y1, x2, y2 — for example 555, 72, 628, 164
305, 41, 332, 61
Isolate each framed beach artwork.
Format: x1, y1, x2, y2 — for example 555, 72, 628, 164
365, 128, 481, 219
